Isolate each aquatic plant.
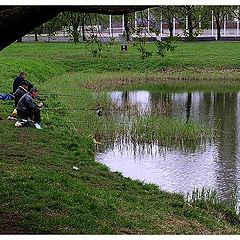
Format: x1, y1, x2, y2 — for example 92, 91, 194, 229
186, 187, 219, 204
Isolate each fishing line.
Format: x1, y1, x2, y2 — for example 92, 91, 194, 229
39, 93, 83, 97
44, 107, 97, 111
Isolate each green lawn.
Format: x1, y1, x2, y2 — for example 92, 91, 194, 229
1, 41, 240, 234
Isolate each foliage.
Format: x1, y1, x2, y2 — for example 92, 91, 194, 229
176, 6, 211, 41
132, 35, 153, 59
43, 13, 63, 37
132, 34, 177, 60
62, 12, 86, 42
26, 6, 240, 44
210, 6, 234, 40
86, 35, 103, 57
152, 6, 178, 37
155, 37, 178, 57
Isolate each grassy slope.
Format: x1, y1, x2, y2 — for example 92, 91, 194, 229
1, 42, 240, 234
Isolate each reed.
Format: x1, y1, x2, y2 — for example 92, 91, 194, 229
185, 186, 240, 224
186, 187, 220, 205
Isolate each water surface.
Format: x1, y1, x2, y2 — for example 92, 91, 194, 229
97, 90, 240, 207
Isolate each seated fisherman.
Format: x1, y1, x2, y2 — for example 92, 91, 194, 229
12, 72, 33, 93
7, 80, 29, 120
14, 80, 29, 107
17, 88, 42, 129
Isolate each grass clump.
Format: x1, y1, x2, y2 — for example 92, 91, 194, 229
130, 115, 209, 151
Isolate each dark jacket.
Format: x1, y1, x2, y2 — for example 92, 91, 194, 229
13, 77, 33, 93
13, 76, 23, 93
17, 92, 38, 113
25, 80, 33, 91
14, 86, 28, 107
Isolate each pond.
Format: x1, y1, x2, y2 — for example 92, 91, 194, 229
96, 90, 240, 209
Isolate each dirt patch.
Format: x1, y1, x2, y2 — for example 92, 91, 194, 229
111, 225, 145, 234
165, 216, 211, 234
0, 212, 33, 234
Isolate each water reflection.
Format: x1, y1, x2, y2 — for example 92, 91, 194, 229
97, 91, 240, 207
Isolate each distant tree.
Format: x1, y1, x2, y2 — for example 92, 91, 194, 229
177, 5, 211, 41
62, 12, 82, 42
43, 14, 63, 40
211, 6, 235, 40
152, 6, 177, 38
33, 25, 43, 41
151, 6, 211, 40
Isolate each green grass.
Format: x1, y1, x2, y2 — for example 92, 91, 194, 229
1, 41, 240, 234
130, 115, 209, 150
4, 41, 240, 93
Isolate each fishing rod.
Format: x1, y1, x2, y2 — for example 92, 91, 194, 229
1, 105, 140, 114
44, 106, 103, 116
39, 93, 84, 97
44, 107, 136, 113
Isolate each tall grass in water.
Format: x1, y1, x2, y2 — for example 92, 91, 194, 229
186, 187, 219, 205
130, 114, 210, 152
186, 186, 240, 223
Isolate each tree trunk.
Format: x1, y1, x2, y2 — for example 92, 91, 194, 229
73, 23, 79, 43
34, 32, 38, 41
215, 17, 221, 41
124, 14, 130, 41
187, 12, 194, 41
81, 17, 86, 41
167, 18, 173, 38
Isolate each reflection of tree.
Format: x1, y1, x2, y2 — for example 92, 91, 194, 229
185, 93, 192, 123
202, 92, 212, 119
149, 91, 172, 116
122, 91, 129, 103
213, 92, 238, 205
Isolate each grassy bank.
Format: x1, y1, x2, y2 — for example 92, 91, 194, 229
2, 41, 240, 94
1, 42, 240, 234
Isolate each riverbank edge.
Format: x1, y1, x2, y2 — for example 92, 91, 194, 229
81, 69, 240, 92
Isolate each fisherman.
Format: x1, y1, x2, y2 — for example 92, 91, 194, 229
16, 88, 42, 129
14, 80, 29, 107
12, 72, 33, 93
7, 80, 29, 120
